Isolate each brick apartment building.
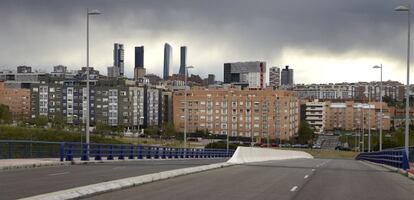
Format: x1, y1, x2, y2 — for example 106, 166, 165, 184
0, 81, 31, 120
173, 87, 299, 141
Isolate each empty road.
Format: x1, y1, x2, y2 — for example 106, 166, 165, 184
0, 159, 226, 199
88, 158, 414, 200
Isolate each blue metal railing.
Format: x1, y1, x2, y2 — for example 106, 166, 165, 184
356, 149, 410, 170
0, 140, 235, 161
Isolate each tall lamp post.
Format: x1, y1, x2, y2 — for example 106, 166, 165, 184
184, 66, 194, 149
395, 5, 411, 160
373, 65, 383, 151
85, 8, 101, 160
368, 85, 371, 152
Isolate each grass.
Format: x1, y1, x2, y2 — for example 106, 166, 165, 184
0, 125, 124, 144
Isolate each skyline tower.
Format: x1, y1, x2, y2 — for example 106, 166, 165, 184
113, 43, 124, 76
179, 46, 187, 75
163, 43, 172, 80
134, 46, 145, 79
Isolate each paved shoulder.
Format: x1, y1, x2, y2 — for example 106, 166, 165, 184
0, 159, 226, 200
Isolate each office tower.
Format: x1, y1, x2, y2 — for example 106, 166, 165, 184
269, 67, 281, 88
163, 43, 172, 80
179, 46, 187, 75
113, 43, 124, 76
281, 65, 294, 87
223, 61, 266, 89
134, 46, 146, 79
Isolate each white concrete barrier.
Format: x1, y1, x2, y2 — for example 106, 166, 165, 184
227, 147, 313, 164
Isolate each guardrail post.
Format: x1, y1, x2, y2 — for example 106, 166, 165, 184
107, 145, 114, 160
161, 147, 167, 159
95, 144, 102, 161
118, 145, 125, 160
7, 142, 12, 159
128, 144, 134, 159
146, 146, 151, 159
138, 145, 143, 159
81, 143, 88, 161
65, 144, 73, 161
59, 143, 65, 162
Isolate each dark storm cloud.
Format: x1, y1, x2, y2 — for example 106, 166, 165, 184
0, 0, 410, 82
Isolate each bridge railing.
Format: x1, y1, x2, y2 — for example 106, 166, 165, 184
355, 149, 410, 170
0, 140, 235, 161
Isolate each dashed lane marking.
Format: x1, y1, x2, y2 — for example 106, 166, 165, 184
290, 186, 298, 192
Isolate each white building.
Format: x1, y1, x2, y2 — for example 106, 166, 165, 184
305, 99, 326, 134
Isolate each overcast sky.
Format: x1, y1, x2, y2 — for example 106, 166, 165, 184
0, 0, 412, 84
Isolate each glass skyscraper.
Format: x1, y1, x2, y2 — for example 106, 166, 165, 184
179, 46, 187, 75
163, 43, 172, 80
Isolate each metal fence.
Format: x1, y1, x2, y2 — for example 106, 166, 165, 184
384, 146, 414, 163
0, 140, 234, 161
355, 149, 410, 170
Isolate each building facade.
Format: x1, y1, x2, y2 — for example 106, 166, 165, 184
134, 46, 146, 79
173, 87, 299, 141
281, 65, 294, 87
305, 100, 391, 133
223, 61, 266, 89
0, 81, 31, 120
269, 66, 280, 88
113, 43, 124, 77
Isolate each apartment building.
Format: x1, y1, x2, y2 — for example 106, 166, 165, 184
305, 100, 327, 134
0, 81, 31, 120
295, 81, 406, 102
31, 76, 65, 120
305, 100, 391, 132
173, 87, 299, 141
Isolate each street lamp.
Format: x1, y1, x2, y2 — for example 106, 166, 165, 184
395, 5, 411, 160
368, 85, 371, 152
184, 65, 194, 149
85, 8, 101, 160
373, 65, 383, 151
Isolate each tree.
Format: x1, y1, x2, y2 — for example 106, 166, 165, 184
297, 121, 314, 144
0, 104, 11, 123
52, 113, 65, 130
162, 122, 176, 138
145, 125, 159, 136
34, 116, 49, 127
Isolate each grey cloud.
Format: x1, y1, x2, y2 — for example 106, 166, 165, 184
0, 0, 411, 82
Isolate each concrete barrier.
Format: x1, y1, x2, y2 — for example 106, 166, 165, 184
227, 147, 313, 164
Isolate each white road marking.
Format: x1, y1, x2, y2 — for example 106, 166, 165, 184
48, 172, 69, 176
304, 175, 309, 179
312, 169, 316, 171
290, 186, 298, 192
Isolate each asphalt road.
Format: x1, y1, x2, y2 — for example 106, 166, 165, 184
0, 158, 227, 200
87, 158, 414, 200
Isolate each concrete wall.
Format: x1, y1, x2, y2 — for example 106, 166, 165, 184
227, 147, 313, 164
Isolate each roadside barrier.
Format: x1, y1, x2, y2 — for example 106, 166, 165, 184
0, 140, 234, 161
356, 149, 410, 170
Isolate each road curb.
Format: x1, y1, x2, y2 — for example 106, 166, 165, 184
0, 162, 71, 172
19, 162, 233, 200
360, 160, 414, 181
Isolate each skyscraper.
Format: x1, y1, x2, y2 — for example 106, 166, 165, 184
135, 46, 144, 68
163, 43, 172, 80
179, 46, 187, 75
134, 46, 146, 79
113, 43, 124, 76
269, 67, 281, 88
281, 65, 294, 87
